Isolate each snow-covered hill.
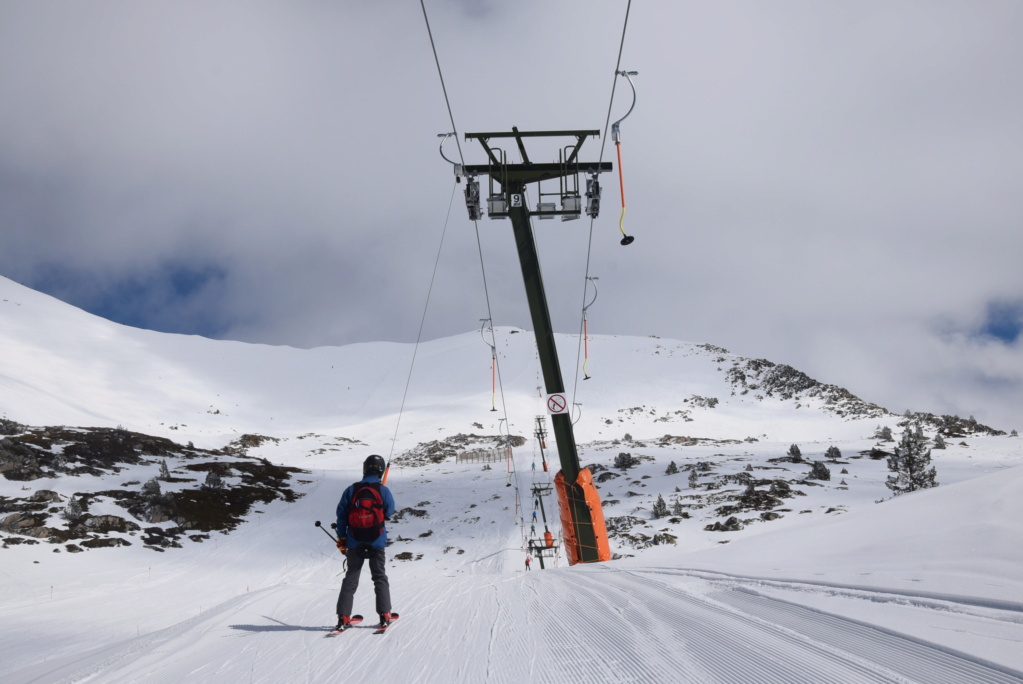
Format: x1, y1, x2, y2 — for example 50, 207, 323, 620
2, 275, 1022, 683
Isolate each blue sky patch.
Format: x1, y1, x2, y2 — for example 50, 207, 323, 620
981, 301, 1023, 344
32, 262, 229, 339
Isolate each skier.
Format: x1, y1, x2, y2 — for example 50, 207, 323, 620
334, 454, 396, 632
525, 555, 531, 571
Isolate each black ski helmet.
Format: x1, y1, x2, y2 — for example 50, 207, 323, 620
364, 454, 386, 478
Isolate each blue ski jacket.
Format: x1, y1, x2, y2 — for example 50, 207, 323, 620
336, 475, 395, 549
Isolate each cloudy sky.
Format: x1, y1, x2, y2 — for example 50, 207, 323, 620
2, 1, 1021, 430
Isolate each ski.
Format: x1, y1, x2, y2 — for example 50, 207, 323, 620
373, 612, 400, 635
324, 614, 363, 637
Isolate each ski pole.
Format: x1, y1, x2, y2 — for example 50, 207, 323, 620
314, 520, 338, 543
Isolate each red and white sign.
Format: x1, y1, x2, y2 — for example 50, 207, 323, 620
546, 393, 568, 415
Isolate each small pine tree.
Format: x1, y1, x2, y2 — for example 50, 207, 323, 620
824, 445, 842, 461
688, 469, 699, 489
787, 444, 803, 462
62, 497, 84, 521
671, 498, 685, 516
808, 461, 831, 481
886, 427, 938, 495
203, 470, 224, 492
652, 494, 668, 519
932, 433, 946, 450
159, 459, 171, 480
142, 477, 162, 499
614, 452, 637, 470
665, 460, 679, 475
875, 425, 894, 442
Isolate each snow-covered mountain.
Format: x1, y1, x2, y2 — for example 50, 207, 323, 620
2, 274, 1022, 683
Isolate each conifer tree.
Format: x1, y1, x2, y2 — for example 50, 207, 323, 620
825, 446, 842, 461
203, 470, 224, 492
665, 460, 679, 475
159, 459, 171, 481
142, 477, 162, 499
787, 444, 802, 462
614, 452, 638, 470
62, 497, 84, 521
808, 461, 831, 481
652, 494, 668, 519
886, 426, 938, 495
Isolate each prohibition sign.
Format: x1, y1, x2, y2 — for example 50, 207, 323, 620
546, 393, 568, 415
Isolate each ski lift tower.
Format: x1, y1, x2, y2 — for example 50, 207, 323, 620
459, 128, 612, 565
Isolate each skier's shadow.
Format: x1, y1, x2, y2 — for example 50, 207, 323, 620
229, 616, 327, 634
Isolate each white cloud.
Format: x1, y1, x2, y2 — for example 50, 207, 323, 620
0, 0, 1020, 430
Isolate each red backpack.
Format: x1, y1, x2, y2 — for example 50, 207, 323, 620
347, 482, 385, 542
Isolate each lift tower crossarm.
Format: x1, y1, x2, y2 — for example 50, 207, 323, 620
466, 129, 599, 165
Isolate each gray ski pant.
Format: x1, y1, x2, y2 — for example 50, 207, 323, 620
337, 546, 391, 617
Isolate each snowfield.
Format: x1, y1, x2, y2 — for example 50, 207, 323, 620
2, 275, 1022, 683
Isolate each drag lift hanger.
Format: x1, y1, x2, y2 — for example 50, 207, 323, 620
612, 70, 638, 246
582, 276, 598, 380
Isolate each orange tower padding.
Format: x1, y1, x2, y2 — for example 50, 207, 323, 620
554, 468, 612, 565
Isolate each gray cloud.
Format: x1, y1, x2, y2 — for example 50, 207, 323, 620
1, 1, 1021, 429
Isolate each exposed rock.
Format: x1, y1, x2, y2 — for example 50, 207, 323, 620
705, 516, 743, 532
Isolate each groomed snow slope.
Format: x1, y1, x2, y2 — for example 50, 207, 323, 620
2, 275, 1023, 683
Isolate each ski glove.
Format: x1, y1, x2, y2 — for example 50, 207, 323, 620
336, 538, 348, 555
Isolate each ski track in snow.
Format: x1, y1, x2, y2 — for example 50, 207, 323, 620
13, 566, 1023, 684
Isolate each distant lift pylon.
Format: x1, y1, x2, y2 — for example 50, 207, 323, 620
459, 128, 613, 565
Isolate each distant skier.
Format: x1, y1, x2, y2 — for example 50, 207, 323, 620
532, 510, 538, 522
525, 555, 531, 571
334, 454, 396, 632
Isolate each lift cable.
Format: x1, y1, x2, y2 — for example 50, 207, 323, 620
419, 0, 465, 167
570, 0, 634, 404
385, 182, 458, 477
597, 0, 634, 164
420, 0, 526, 513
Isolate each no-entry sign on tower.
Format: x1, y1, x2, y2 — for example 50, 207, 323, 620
546, 393, 568, 415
